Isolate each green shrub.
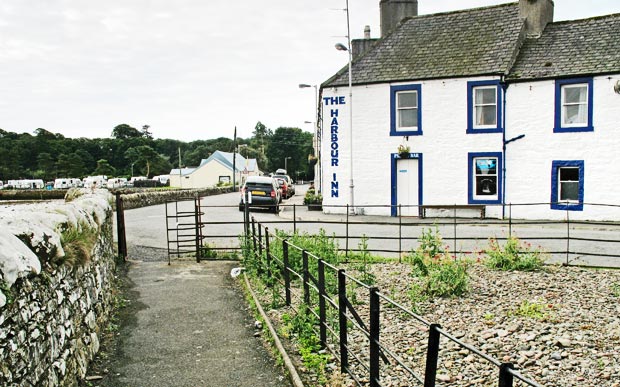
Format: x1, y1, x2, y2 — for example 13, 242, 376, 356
303, 189, 322, 205
484, 235, 545, 271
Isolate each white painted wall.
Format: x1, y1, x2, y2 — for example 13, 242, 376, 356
320, 74, 620, 220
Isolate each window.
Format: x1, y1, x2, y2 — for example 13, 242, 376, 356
554, 78, 593, 132
467, 81, 502, 133
390, 84, 422, 136
468, 152, 502, 204
551, 160, 584, 211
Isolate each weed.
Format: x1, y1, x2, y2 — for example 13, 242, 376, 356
348, 235, 376, 286
510, 299, 554, 321
484, 235, 545, 271
611, 282, 620, 297
0, 280, 14, 305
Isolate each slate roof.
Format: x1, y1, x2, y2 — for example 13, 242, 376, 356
323, 3, 524, 87
200, 151, 258, 173
507, 14, 620, 80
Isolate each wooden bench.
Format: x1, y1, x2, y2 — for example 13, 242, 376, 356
419, 205, 486, 219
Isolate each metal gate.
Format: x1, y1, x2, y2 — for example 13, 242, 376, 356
165, 197, 205, 263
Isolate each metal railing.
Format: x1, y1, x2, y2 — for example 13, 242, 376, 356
205, 201, 620, 268
245, 217, 547, 387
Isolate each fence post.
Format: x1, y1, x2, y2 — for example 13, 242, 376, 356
398, 204, 402, 262
423, 323, 442, 387
251, 216, 257, 253
293, 203, 297, 234
566, 207, 570, 266
115, 192, 127, 262
258, 224, 263, 258
338, 269, 348, 373
346, 204, 350, 259
453, 205, 457, 256
318, 259, 327, 348
369, 287, 380, 387
302, 250, 310, 304
244, 191, 250, 235
265, 227, 271, 280
498, 363, 514, 387
283, 240, 291, 306
508, 203, 512, 237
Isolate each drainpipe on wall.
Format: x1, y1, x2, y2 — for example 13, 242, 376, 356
501, 77, 525, 219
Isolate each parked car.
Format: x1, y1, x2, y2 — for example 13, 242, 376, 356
273, 174, 295, 197
238, 176, 280, 213
275, 178, 288, 200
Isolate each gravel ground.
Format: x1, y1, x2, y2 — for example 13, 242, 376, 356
258, 263, 620, 387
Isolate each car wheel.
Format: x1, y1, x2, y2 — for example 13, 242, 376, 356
272, 204, 279, 214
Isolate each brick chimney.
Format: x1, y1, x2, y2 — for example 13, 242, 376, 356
380, 0, 418, 38
519, 0, 554, 37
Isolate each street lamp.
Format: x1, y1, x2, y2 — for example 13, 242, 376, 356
336, 0, 354, 215
285, 156, 292, 173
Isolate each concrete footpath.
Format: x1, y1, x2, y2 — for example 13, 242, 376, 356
91, 259, 293, 387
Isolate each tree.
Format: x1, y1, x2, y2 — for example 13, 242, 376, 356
266, 127, 313, 178
124, 145, 165, 177
141, 125, 153, 140
111, 124, 142, 139
37, 152, 55, 179
93, 159, 116, 176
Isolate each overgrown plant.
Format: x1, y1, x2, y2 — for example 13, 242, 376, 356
484, 235, 545, 271
57, 222, 98, 267
348, 235, 376, 285
405, 228, 469, 301
281, 309, 330, 385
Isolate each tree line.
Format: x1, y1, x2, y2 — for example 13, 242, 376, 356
0, 122, 315, 182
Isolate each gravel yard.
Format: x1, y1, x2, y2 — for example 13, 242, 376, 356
260, 262, 620, 387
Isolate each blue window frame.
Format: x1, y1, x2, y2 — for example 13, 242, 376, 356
390, 84, 422, 136
554, 78, 593, 133
551, 160, 584, 211
468, 152, 502, 204
467, 80, 503, 134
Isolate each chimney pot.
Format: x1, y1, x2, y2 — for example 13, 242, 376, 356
380, 0, 418, 38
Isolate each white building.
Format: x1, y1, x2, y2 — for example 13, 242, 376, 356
319, 0, 620, 220
169, 151, 261, 189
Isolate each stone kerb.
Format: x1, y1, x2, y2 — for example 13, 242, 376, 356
0, 188, 116, 387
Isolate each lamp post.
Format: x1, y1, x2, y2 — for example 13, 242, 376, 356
336, 0, 354, 215
299, 83, 321, 192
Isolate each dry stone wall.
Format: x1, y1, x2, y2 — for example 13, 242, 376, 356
0, 189, 116, 387
118, 186, 233, 209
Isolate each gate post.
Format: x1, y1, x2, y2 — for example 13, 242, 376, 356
194, 197, 201, 263
115, 192, 127, 262
251, 216, 257, 253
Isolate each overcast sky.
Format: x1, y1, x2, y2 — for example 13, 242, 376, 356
0, 1, 618, 141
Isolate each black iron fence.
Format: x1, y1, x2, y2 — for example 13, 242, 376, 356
207, 201, 620, 268
245, 217, 545, 387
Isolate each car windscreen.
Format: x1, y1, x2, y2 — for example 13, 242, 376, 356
246, 182, 273, 189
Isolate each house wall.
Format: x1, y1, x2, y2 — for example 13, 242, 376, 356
505, 75, 620, 220
322, 77, 504, 217
321, 74, 620, 220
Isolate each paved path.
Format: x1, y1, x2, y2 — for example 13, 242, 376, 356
97, 259, 293, 387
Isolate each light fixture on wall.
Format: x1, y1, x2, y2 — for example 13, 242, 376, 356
614, 80, 620, 94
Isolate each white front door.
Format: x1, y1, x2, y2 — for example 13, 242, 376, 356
396, 158, 419, 216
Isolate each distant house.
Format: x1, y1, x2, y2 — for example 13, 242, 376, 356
319, 0, 620, 220
169, 151, 261, 189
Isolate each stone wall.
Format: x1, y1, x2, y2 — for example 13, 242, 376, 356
118, 186, 234, 210
0, 189, 116, 387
